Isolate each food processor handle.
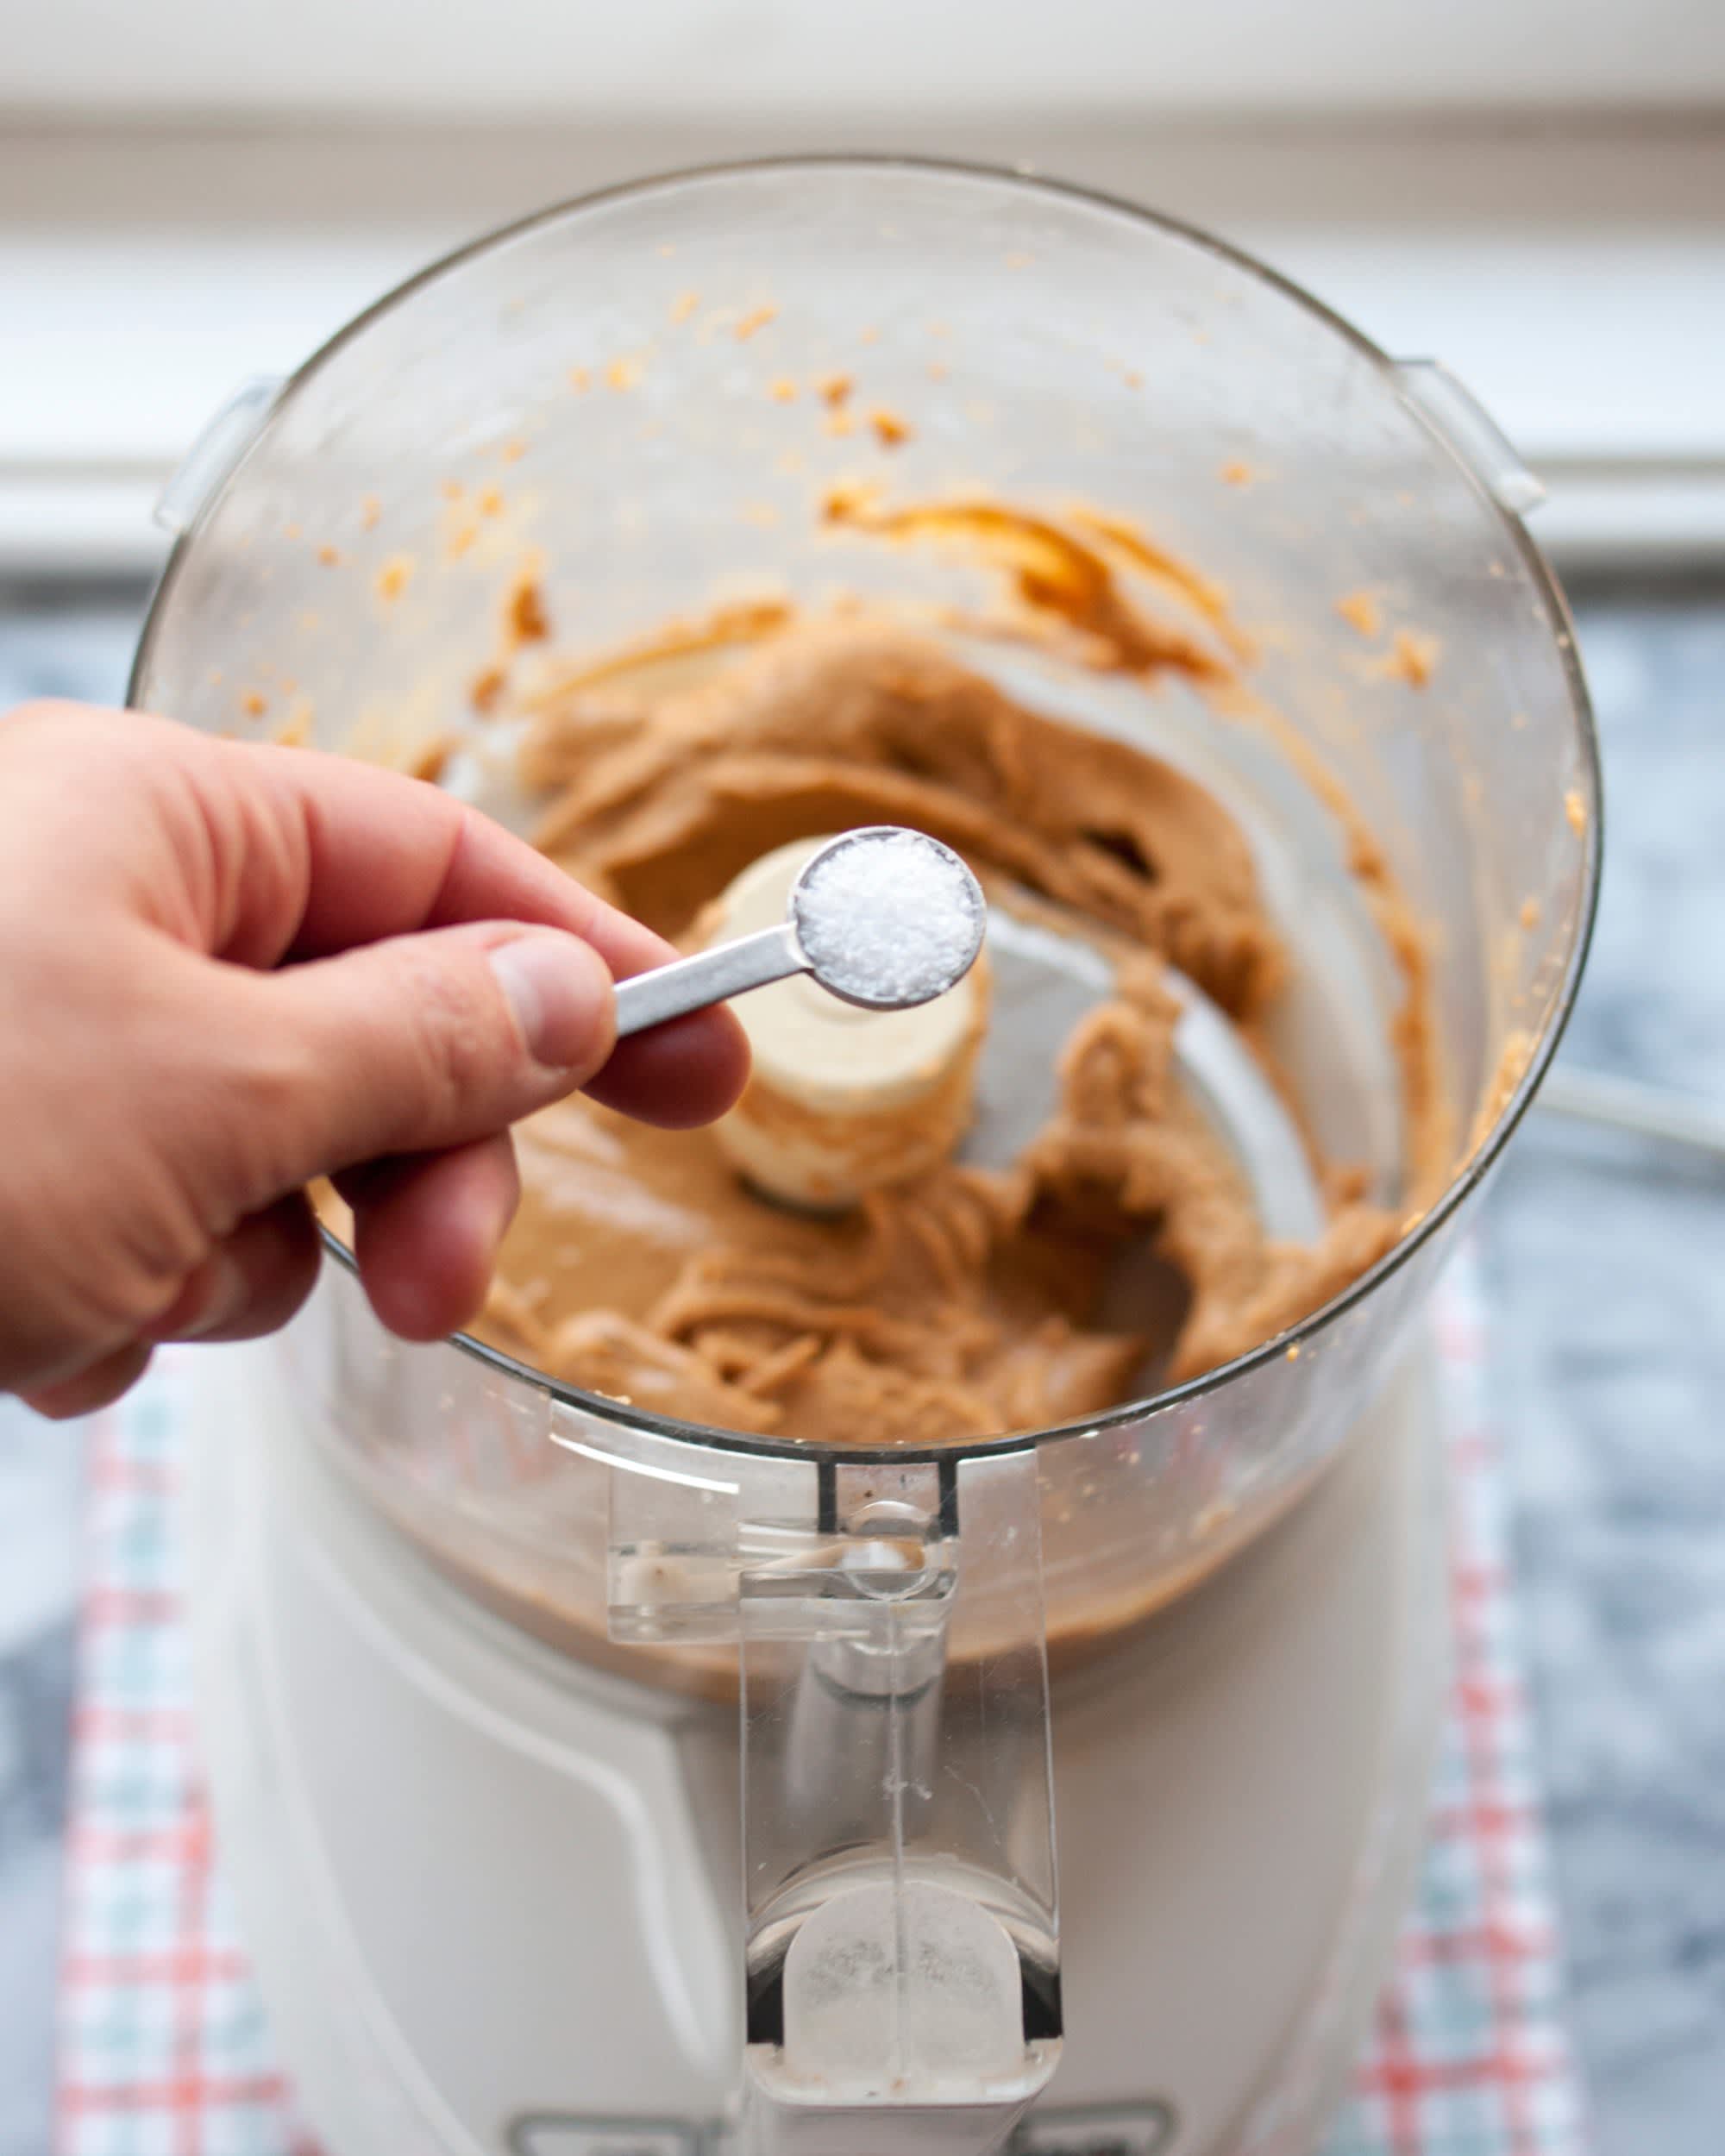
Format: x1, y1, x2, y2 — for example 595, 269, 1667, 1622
731, 1447, 1063, 2155
603, 1439, 1063, 2153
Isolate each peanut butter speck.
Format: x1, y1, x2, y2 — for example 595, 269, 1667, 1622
500, 439, 528, 463
818, 374, 854, 409
1335, 589, 1381, 638
409, 736, 455, 784
1387, 629, 1440, 688
376, 556, 414, 602
869, 410, 913, 448
240, 691, 267, 718
478, 486, 505, 517
1565, 788, 1587, 835
568, 367, 592, 393
316, 543, 342, 567
470, 666, 507, 715
360, 496, 381, 531
605, 356, 644, 392
768, 378, 799, 403
670, 290, 700, 324
735, 305, 778, 342
1220, 461, 1255, 488
1520, 897, 1541, 931
825, 411, 857, 438
507, 580, 550, 645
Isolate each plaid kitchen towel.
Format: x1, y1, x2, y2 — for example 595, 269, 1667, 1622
1320, 1271, 1590, 2156
54, 1262, 1590, 2156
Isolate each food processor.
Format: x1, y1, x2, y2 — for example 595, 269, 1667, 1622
131, 160, 1598, 2156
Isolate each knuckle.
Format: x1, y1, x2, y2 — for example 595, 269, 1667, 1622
1, 695, 91, 737
393, 945, 513, 1131
1, 698, 139, 763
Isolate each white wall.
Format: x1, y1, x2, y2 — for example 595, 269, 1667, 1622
3, 0, 1725, 117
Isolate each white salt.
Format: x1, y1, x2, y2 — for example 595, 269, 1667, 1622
792, 828, 985, 1008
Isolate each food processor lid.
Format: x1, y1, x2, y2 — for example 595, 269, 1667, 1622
133, 152, 1603, 1472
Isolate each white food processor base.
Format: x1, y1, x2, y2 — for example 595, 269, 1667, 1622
182, 1344, 1449, 2156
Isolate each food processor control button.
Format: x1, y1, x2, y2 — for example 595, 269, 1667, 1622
706, 836, 988, 1209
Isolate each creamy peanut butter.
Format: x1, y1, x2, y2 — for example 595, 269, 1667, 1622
465, 619, 1417, 1445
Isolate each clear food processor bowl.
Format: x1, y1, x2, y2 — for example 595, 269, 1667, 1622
131, 160, 1598, 2150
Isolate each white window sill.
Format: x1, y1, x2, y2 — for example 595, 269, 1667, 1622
4, 118, 1724, 576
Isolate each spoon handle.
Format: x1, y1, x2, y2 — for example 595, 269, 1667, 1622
613, 923, 806, 1039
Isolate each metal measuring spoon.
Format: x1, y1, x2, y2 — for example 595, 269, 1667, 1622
612, 826, 987, 1038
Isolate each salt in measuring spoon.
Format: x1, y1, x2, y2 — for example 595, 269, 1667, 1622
612, 826, 986, 1038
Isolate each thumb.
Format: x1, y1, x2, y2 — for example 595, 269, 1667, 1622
219, 922, 616, 1203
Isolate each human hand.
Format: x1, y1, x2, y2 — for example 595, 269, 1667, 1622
0, 701, 749, 1419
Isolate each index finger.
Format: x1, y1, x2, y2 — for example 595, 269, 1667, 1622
198, 730, 750, 1126
218, 734, 673, 980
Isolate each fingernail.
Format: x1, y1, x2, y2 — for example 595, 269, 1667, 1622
487, 933, 615, 1072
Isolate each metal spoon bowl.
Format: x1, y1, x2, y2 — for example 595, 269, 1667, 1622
612, 826, 986, 1037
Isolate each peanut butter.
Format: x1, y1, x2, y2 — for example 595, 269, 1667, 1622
467, 621, 1415, 1443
